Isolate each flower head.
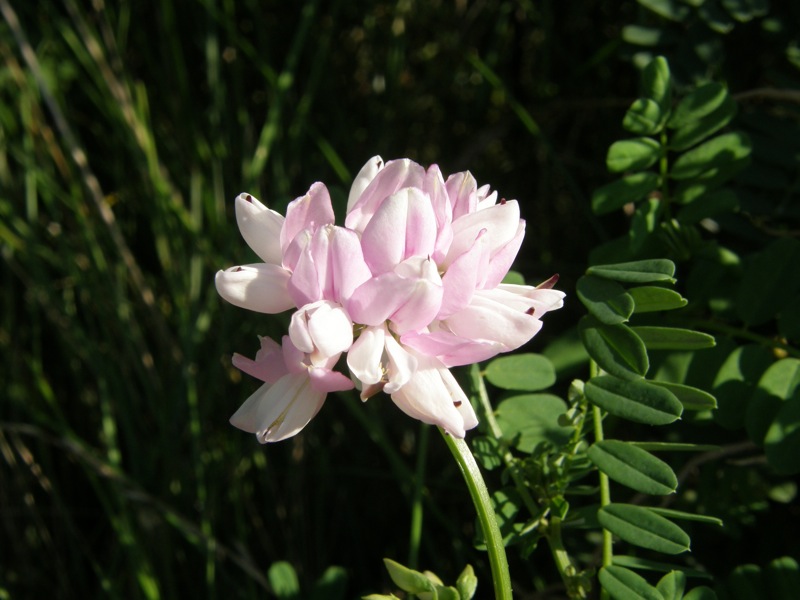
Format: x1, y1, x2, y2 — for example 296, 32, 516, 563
217, 156, 564, 443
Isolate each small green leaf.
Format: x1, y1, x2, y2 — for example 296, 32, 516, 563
624, 98, 664, 134
747, 358, 800, 445
495, 394, 572, 453
638, 0, 691, 22
268, 562, 300, 599
642, 55, 673, 108
587, 259, 676, 283
683, 587, 718, 600
629, 198, 663, 253
765, 391, 800, 475
383, 559, 434, 594
623, 25, 674, 46
668, 83, 728, 129
585, 376, 683, 425
699, 1, 736, 33
671, 131, 752, 180
599, 565, 665, 600
629, 442, 720, 452
592, 171, 661, 215
632, 326, 716, 350
598, 504, 691, 554
588, 440, 677, 495
650, 382, 718, 410
677, 188, 739, 224
670, 95, 737, 151
576, 276, 635, 324
484, 353, 556, 391
630, 286, 687, 313
456, 565, 478, 600
607, 137, 662, 173
647, 507, 724, 527
579, 317, 650, 380
657, 571, 687, 600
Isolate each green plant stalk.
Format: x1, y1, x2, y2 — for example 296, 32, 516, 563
439, 429, 512, 600
589, 359, 612, 600
408, 423, 429, 570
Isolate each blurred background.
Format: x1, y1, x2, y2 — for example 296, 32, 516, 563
1, 0, 798, 598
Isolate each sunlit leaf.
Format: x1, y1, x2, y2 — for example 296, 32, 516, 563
632, 326, 716, 350
588, 440, 677, 494
587, 259, 676, 283
668, 83, 728, 129
629, 286, 687, 313
585, 376, 683, 425
576, 276, 635, 325
624, 98, 664, 135
607, 137, 662, 173
657, 571, 687, 600
383, 559, 434, 594
671, 132, 752, 180
484, 353, 556, 391
456, 565, 478, 600
579, 317, 649, 380
670, 95, 737, 151
269, 562, 300, 598
600, 565, 665, 600
592, 172, 661, 215
641, 55, 673, 109
495, 394, 572, 453
650, 382, 717, 411
683, 586, 718, 600
598, 504, 690, 554
746, 358, 800, 445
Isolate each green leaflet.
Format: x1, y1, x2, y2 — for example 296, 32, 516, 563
607, 137, 662, 172
268, 562, 300, 598
495, 394, 572, 453
670, 131, 752, 180
576, 276, 635, 325
624, 97, 664, 135
656, 571, 687, 600
629, 286, 688, 313
598, 504, 690, 554
599, 565, 665, 600
736, 237, 800, 327
382, 559, 434, 594
585, 376, 683, 425
667, 82, 728, 129
587, 259, 676, 283
746, 358, 800, 445
579, 316, 649, 380
650, 382, 718, 410
669, 95, 737, 151
588, 440, 677, 495
484, 353, 556, 391
591, 171, 660, 215
676, 188, 739, 224
641, 55, 673, 108
632, 326, 716, 350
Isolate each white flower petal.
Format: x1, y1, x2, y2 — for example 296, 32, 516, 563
234, 193, 285, 265
215, 264, 294, 313
347, 155, 384, 212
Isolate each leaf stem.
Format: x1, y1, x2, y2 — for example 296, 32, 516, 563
439, 429, 513, 600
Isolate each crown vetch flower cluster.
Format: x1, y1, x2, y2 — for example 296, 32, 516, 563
216, 156, 565, 443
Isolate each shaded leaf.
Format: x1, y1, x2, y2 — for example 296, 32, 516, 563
598, 504, 690, 554
683, 587, 718, 600
495, 394, 572, 453
607, 137, 662, 172
311, 566, 348, 600
592, 171, 661, 215
588, 440, 677, 495
576, 276, 635, 324
599, 565, 665, 600
677, 188, 739, 224
765, 556, 800, 600
629, 286, 687, 313
765, 392, 800, 475
712, 344, 774, 430
632, 326, 716, 350
736, 237, 800, 326
613, 556, 713, 579
585, 376, 683, 425
638, 0, 691, 22
629, 198, 662, 253
579, 317, 650, 380
587, 259, 676, 283
648, 507, 723, 527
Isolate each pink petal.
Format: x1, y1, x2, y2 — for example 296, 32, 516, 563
347, 325, 387, 385
347, 155, 384, 212
445, 171, 478, 220
445, 200, 521, 269
308, 367, 354, 393
234, 193, 285, 265
480, 221, 526, 290
281, 182, 334, 255
231, 336, 287, 383
215, 264, 294, 313
400, 329, 505, 367
438, 230, 488, 319
326, 227, 372, 302
288, 300, 353, 362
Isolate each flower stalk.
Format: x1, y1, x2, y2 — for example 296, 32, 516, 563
439, 428, 513, 600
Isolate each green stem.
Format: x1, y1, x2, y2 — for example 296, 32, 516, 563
408, 423, 429, 570
439, 429, 512, 600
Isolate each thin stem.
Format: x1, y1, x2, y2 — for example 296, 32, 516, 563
408, 423, 429, 570
439, 429, 512, 600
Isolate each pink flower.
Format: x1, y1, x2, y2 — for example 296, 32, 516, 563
217, 156, 564, 443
